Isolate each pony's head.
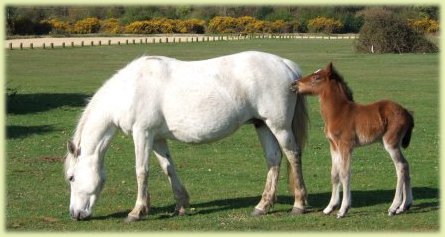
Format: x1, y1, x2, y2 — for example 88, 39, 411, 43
65, 141, 105, 220
291, 62, 353, 101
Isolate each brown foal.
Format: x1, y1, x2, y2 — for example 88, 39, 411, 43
291, 63, 414, 218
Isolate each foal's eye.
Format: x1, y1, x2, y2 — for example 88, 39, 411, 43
68, 176, 75, 182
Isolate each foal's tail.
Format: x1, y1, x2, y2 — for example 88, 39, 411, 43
288, 92, 309, 193
402, 110, 415, 149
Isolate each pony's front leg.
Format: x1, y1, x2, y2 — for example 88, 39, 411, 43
252, 124, 282, 216
126, 128, 154, 222
153, 139, 190, 216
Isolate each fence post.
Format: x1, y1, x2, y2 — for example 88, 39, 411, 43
81, 41, 84, 47
30, 43, 33, 49
108, 40, 111, 45
62, 42, 65, 48
132, 39, 135, 44
9, 43, 12, 50
166, 38, 169, 43
126, 40, 129, 45
43, 43, 46, 49
20, 43, 23, 50
91, 41, 94, 46
51, 43, 54, 49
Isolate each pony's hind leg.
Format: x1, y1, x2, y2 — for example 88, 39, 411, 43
266, 125, 307, 214
384, 141, 412, 216
153, 139, 190, 216
252, 124, 282, 216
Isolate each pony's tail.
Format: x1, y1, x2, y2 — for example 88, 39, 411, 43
288, 92, 309, 201
402, 111, 414, 149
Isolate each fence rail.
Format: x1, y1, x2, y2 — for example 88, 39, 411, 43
6, 34, 358, 50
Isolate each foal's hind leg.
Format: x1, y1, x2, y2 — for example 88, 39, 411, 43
252, 124, 282, 216
384, 141, 412, 216
153, 139, 190, 216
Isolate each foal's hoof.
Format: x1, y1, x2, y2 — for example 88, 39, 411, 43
290, 207, 305, 215
251, 208, 267, 217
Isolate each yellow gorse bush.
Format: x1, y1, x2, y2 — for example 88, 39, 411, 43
408, 17, 439, 34
307, 16, 343, 34
125, 18, 205, 34
72, 17, 101, 34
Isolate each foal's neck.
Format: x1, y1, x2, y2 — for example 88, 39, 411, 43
319, 82, 353, 122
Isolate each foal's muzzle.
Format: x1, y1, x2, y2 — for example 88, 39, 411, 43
290, 80, 299, 92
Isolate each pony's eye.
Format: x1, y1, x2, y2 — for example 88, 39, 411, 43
68, 176, 75, 182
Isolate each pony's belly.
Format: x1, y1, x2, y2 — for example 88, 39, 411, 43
161, 116, 244, 143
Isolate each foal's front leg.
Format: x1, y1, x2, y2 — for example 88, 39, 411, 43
323, 145, 341, 215
126, 128, 153, 222
336, 148, 352, 218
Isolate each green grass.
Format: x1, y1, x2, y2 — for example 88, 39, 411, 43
5, 39, 439, 232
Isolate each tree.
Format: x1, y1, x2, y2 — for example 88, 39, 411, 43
355, 8, 438, 53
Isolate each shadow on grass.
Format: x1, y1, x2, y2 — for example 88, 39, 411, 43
93, 187, 438, 221
7, 125, 55, 139
7, 93, 90, 115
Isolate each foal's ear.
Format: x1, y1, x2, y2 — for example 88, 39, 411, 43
67, 140, 81, 157
326, 62, 334, 73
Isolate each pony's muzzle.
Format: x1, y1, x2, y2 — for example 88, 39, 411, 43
70, 209, 91, 221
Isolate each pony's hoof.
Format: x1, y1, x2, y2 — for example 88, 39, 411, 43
290, 207, 305, 215
251, 208, 266, 217
173, 207, 187, 216
323, 207, 333, 215
124, 215, 141, 223
336, 213, 345, 219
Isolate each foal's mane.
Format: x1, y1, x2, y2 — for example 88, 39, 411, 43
329, 66, 354, 102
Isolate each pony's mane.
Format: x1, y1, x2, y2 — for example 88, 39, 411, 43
71, 97, 93, 149
330, 67, 354, 102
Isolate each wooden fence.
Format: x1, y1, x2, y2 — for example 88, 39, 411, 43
6, 34, 358, 50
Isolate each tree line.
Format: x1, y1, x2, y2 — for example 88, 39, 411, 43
6, 5, 439, 36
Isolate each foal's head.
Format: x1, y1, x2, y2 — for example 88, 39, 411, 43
292, 63, 353, 101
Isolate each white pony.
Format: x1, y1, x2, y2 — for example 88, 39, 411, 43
64, 51, 309, 221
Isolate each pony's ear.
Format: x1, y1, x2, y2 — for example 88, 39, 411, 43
67, 141, 81, 157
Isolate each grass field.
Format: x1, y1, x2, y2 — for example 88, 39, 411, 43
5, 39, 439, 232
